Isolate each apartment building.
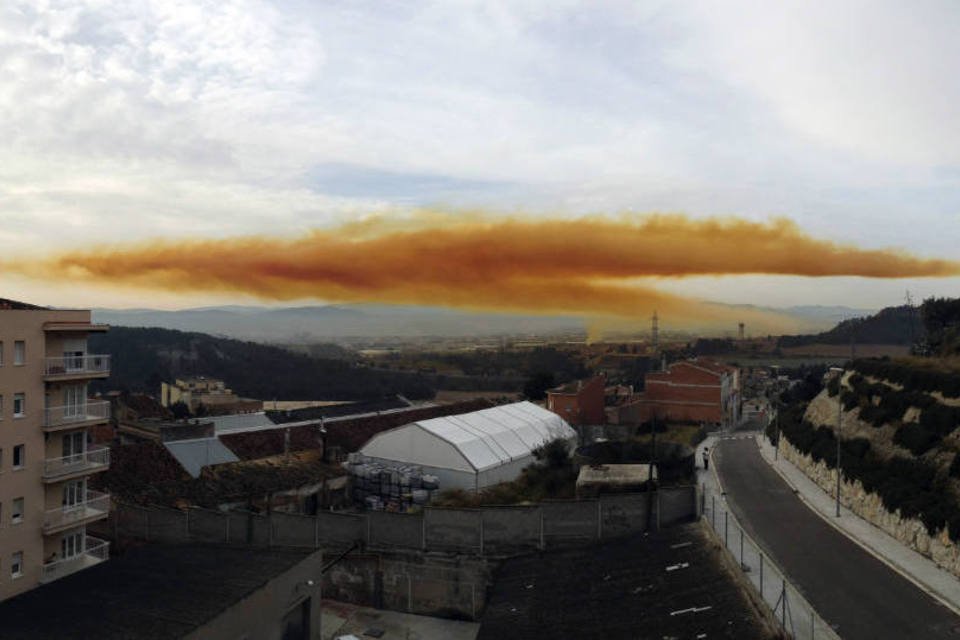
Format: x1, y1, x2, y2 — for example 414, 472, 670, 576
545, 376, 606, 425
0, 298, 111, 601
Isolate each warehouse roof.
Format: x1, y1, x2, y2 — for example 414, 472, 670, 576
164, 437, 240, 478
410, 401, 575, 471
0, 545, 315, 639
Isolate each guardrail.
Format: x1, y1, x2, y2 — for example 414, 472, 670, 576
43, 401, 110, 430
43, 490, 111, 532
39, 536, 110, 584
703, 486, 840, 639
43, 445, 110, 480
43, 355, 110, 377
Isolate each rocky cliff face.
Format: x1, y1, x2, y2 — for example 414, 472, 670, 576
778, 437, 960, 576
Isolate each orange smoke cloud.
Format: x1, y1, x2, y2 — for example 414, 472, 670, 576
6, 214, 958, 329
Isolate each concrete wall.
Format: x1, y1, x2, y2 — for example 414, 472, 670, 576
480, 506, 540, 552
541, 500, 599, 543
368, 512, 423, 548
424, 508, 482, 553
599, 493, 651, 537
106, 485, 698, 556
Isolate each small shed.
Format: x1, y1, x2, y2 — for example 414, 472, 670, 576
575, 463, 657, 499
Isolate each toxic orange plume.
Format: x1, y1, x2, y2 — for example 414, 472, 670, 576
6, 213, 958, 329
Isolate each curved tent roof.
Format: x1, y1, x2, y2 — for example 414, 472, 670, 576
409, 401, 575, 472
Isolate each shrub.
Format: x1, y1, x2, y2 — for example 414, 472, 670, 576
893, 423, 941, 456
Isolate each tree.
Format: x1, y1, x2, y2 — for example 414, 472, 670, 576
169, 401, 190, 419
523, 372, 556, 401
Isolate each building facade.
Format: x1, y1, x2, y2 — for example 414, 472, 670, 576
0, 299, 111, 601
607, 358, 741, 427
160, 377, 260, 414
641, 358, 740, 427
545, 376, 606, 425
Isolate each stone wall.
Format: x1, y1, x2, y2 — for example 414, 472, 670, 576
778, 438, 960, 576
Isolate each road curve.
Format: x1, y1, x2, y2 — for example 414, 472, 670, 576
715, 437, 960, 640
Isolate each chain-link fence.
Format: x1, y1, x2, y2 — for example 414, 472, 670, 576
703, 488, 841, 640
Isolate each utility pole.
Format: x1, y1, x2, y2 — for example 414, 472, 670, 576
830, 367, 844, 517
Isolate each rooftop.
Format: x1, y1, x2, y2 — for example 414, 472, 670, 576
0, 544, 315, 640
478, 524, 768, 640
576, 463, 657, 487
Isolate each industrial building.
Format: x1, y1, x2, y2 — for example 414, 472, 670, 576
358, 401, 577, 491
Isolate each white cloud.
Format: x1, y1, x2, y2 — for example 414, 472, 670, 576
1, 0, 959, 309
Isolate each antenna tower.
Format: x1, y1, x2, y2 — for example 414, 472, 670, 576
651, 311, 659, 353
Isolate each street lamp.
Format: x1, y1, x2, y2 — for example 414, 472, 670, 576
829, 366, 844, 517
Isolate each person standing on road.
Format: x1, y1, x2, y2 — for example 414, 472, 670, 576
702, 447, 710, 471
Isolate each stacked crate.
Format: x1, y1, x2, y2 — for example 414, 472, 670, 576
345, 453, 440, 512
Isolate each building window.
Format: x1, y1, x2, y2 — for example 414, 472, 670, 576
12, 393, 24, 418
12, 445, 24, 469
11, 498, 23, 524
13, 341, 24, 366
11, 552, 23, 578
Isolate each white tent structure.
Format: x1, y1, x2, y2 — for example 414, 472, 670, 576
358, 401, 577, 491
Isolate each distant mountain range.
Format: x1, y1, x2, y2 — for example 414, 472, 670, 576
92, 303, 877, 343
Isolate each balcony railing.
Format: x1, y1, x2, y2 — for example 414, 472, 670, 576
43, 401, 110, 431
42, 490, 111, 533
39, 536, 109, 584
43, 445, 110, 481
43, 355, 111, 378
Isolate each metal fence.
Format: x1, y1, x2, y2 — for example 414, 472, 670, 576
702, 487, 840, 640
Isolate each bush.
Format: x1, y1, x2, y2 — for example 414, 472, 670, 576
778, 393, 960, 541
827, 376, 840, 397
893, 423, 941, 456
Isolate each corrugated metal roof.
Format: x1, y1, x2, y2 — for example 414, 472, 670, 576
164, 438, 239, 478
413, 401, 576, 471
210, 412, 276, 434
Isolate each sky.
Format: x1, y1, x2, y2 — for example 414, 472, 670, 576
2, 0, 959, 312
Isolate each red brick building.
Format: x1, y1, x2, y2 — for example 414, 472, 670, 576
642, 358, 740, 426
546, 376, 606, 425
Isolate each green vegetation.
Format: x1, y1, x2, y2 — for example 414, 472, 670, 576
523, 372, 557, 400
91, 326, 436, 401
778, 403, 960, 540
921, 297, 960, 356
778, 305, 918, 348
851, 357, 960, 398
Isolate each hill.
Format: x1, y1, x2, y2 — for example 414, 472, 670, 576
778, 305, 919, 349
89, 326, 435, 401
92, 304, 586, 342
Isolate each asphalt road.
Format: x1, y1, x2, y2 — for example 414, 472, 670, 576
715, 437, 960, 640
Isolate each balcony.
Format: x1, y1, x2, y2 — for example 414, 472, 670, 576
43, 446, 110, 483
42, 490, 111, 534
43, 355, 111, 381
39, 536, 109, 584
43, 401, 111, 433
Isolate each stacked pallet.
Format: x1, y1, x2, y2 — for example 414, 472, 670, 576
344, 453, 440, 512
